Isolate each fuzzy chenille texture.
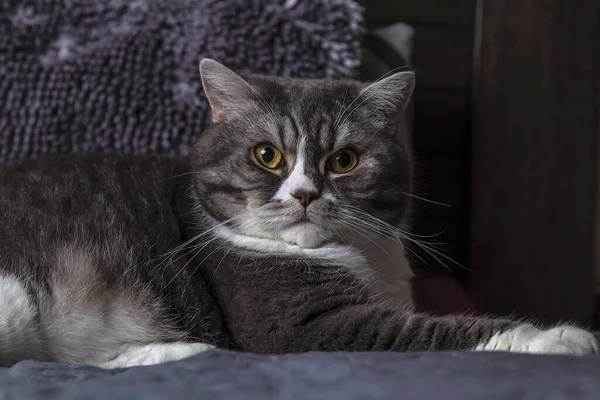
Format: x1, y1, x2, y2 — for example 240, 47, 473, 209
2, 351, 600, 400
0, 0, 364, 163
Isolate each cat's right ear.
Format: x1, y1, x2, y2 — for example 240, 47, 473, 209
359, 70, 416, 126
199, 59, 255, 123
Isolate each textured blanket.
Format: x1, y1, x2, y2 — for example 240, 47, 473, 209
0, 0, 364, 163
0, 351, 599, 399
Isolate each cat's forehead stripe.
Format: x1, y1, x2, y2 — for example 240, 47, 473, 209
285, 113, 301, 149
287, 109, 336, 156
272, 136, 317, 201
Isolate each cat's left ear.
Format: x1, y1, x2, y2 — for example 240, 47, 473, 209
199, 59, 256, 123
359, 71, 415, 125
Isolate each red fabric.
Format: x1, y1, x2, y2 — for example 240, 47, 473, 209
412, 274, 476, 316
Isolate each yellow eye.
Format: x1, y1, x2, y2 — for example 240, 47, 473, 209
329, 149, 358, 174
255, 144, 283, 169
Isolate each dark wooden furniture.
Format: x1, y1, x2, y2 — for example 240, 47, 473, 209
358, 0, 600, 326
469, 0, 599, 326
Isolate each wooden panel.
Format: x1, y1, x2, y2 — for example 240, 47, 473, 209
361, 24, 473, 88
469, 0, 600, 325
412, 154, 465, 217
359, 24, 474, 89
413, 27, 473, 89
358, 0, 476, 28
413, 88, 469, 153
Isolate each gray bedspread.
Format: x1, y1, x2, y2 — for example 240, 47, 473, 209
1, 350, 599, 399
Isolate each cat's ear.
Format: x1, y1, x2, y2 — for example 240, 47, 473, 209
199, 59, 255, 123
359, 71, 415, 125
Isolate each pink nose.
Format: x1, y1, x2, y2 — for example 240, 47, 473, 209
291, 191, 318, 207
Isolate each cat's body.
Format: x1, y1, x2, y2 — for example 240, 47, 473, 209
0, 155, 227, 365
0, 60, 596, 367
0, 154, 415, 366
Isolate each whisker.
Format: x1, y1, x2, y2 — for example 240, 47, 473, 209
411, 240, 473, 273
338, 220, 391, 256
162, 235, 222, 288
403, 244, 430, 267
334, 206, 470, 272
150, 214, 244, 277
401, 191, 451, 207
341, 205, 444, 239
326, 221, 352, 244
206, 235, 242, 285
333, 211, 403, 242
338, 212, 446, 246
159, 171, 203, 182
333, 209, 411, 241
332, 212, 447, 268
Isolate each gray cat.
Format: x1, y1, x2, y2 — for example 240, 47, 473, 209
0, 59, 596, 368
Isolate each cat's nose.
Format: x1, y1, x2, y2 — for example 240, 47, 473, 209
291, 190, 318, 207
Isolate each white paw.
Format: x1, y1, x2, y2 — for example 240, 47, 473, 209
477, 324, 598, 356
97, 342, 215, 369
528, 326, 599, 355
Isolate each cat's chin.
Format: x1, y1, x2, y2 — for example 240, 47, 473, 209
279, 223, 331, 249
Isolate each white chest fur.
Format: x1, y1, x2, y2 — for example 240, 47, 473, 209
337, 232, 414, 306
215, 225, 414, 307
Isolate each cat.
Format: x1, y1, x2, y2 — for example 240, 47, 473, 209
0, 59, 596, 369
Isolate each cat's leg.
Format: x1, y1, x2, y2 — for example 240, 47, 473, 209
0, 275, 47, 367
96, 342, 216, 369
387, 315, 598, 355
253, 299, 598, 355
388, 315, 598, 355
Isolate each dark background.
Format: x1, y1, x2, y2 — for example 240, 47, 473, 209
357, 0, 600, 327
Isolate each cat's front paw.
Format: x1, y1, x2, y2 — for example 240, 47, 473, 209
477, 324, 598, 356
528, 326, 598, 355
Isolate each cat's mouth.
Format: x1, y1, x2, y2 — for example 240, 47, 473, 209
267, 209, 333, 248
288, 215, 310, 226
278, 221, 331, 248
243, 202, 336, 248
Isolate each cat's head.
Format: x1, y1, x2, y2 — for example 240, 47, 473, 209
192, 59, 414, 249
